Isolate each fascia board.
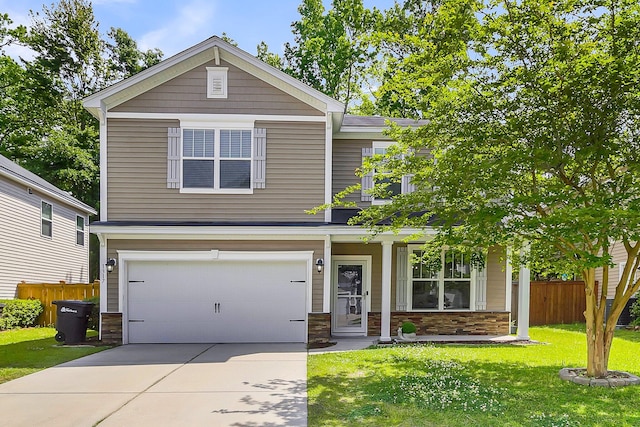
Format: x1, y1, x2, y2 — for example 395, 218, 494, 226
89, 224, 434, 241
83, 36, 345, 117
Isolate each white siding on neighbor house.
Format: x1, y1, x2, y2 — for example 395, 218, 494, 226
0, 177, 90, 298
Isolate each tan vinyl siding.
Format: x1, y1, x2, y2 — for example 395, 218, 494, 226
332, 242, 385, 312
332, 139, 372, 207
111, 59, 323, 116
106, 240, 324, 312
107, 119, 326, 221
0, 178, 90, 298
486, 246, 507, 311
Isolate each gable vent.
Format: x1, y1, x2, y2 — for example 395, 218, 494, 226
207, 67, 228, 99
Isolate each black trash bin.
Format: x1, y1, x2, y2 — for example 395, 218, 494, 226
52, 300, 95, 344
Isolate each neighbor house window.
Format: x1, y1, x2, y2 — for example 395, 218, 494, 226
76, 216, 85, 246
182, 128, 252, 191
409, 247, 472, 310
41, 201, 52, 238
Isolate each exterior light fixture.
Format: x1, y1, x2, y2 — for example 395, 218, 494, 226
315, 258, 324, 273
106, 258, 117, 273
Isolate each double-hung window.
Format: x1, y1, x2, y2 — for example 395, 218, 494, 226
372, 141, 402, 203
409, 247, 473, 310
41, 201, 52, 238
182, 128, 252, 191
362, 141, 413, 203
76, 216, 85, 246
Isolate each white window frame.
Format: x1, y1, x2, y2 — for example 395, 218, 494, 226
76, 215, 85, 246
41, 200, 53, 238
407, 245, 477, 311
206, 67, 228, 99
371, 141, 405, 205
180, 125, 254, 194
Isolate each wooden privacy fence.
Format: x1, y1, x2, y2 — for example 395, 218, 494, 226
17, 281, 100, 326
528, 281, 594, 326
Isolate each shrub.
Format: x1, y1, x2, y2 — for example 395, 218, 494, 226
402, 321, 417, 334
0, 299, 44, 330
630, 299, 640, 326
83, 296, 100, 331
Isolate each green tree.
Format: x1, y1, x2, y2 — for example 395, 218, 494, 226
106, 27, 162, 80
340, 0, 640, 378
256, 41, 283, 69
283, 0, 379, 111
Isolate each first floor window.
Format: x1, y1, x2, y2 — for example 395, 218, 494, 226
410, 248, 472, 310
76, 216, 85, 246
41, 201, 52, 238
182, 128, 251, 190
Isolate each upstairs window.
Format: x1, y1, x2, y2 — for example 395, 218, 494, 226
182, 128, 252, 191
361, 142, 414, 203
372, 141, 402, 203
41, 201, 52, 238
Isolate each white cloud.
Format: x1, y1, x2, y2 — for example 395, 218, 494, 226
138, 0, 218, 57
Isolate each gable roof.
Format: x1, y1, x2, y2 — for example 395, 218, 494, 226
83, 36, 345, 118
0, 154, 96, 215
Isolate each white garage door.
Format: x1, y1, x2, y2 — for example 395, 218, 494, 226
126, 259, 308, 343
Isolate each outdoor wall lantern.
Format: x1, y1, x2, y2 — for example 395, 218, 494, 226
315, 258, 324, 273
105, 258, 117, 273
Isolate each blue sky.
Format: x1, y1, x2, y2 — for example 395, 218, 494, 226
2, 0, 394, 61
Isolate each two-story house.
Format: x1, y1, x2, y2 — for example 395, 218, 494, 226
84, 36, 524, 345
0, 154, 96, 298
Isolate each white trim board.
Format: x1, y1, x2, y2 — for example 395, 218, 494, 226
107, 112, 327, 122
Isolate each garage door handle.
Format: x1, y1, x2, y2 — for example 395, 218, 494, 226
289, 319, 305, 322
290, 280, 306, 283
129, 319, 144, 323
214, 302, 221, 313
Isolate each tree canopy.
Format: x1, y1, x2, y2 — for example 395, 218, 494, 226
343, 0, 640, 377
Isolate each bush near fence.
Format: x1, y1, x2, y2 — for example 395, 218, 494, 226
17, 281, 100, 327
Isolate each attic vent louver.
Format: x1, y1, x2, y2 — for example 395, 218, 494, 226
207, 67, 228, 99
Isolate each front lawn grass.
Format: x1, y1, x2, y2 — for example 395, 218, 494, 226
0, 327, 110, 384
308, 325, 640, 426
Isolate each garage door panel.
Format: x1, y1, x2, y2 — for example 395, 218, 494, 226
127, 258, 308, 343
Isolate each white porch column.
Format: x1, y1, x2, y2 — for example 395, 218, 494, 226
380, 241, 393, 341
322, 236, 331, 313
517, 244, 531, 340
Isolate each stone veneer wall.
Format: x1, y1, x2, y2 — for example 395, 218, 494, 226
101, 312, 123, 344
368, 311, 510, 337
308, 313, 331, 344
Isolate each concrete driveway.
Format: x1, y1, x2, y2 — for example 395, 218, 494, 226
0, 343, 307, 426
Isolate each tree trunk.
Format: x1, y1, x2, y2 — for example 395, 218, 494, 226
583, 268, 611, 378
584, 267, 626, 378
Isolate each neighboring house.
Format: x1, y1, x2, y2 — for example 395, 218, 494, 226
84, 36, 526, 345
595, 243, 638, 325
0, 154, 96, 298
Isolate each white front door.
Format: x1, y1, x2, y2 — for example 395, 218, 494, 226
331, 257, 370, 336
